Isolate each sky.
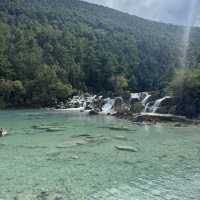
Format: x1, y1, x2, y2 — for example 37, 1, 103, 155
82, 0, 200, 26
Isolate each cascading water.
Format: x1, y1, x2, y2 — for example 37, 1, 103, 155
131, 93, 140, 100
181, 0, 198, 67
152, 96, 171, 113
83, 101, 87, 109
144, 102, 151, 113
142, 94, 151, 106
144, 96, 171, 113
101, 98, 115, 114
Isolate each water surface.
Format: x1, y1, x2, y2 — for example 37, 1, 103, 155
0, 109, 200, 200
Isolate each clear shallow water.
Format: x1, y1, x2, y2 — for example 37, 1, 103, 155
0, 109, 200, 200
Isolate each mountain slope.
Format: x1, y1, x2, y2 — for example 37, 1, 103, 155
0, 0, 200, 107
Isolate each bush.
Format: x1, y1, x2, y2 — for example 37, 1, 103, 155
131, 102, 144, 113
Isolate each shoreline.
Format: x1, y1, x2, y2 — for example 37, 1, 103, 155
1, 106, 200, 127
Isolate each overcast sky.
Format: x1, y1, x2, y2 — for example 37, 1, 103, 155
82, 0, 200, 26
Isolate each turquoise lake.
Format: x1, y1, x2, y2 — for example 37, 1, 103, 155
0, 109, 200, 200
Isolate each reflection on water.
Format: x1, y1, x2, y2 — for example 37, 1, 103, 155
0, 109, 200, 200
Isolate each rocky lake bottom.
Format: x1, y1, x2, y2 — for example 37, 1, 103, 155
0, 109, 200, 200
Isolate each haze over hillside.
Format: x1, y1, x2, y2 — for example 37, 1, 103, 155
0, 0, 200, 107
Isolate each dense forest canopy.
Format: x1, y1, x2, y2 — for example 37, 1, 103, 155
0, 0, 200, 107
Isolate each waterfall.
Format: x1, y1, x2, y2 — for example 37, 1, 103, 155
101, 98, 114, 114
142, 93, 151, 112
144, 102, 151, 113
152, 96, 171, 113
131, 92, 150, 102
143, 96, 171, 113
131, 93, 140, 100
83, 101, 87, 109
142, 94, 151, 106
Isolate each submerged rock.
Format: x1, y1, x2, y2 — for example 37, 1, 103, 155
114, 135, 128, 141
32, 125, 53, 130
99, 126, 135, 132
32, 125, 65, 132
45, 127, 64, 132
89, 110, 99, 115
72, 134, 92, 138
109, 127, 133, 132
115, 145, 138, 152
75, 140, 88, 145
70, 155, 79, 160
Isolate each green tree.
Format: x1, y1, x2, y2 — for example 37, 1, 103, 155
0, 79, 25, 107
111, 75, 128, 95
169, 67, 200, 117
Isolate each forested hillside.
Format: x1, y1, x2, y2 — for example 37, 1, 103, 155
0, 0, 200, 107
